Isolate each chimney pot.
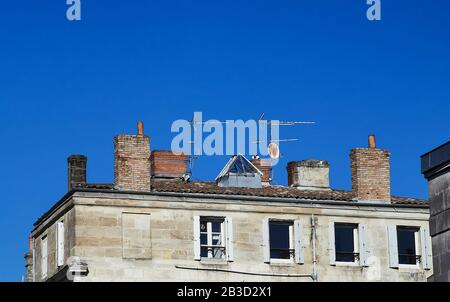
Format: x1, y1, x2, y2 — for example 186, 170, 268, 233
368, 134, 376, 149
137, 121, 144, 137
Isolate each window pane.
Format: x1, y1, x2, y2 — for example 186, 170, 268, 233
212, 221, 222, 233
397, 227, 417, 265
335, 224, 356, 262
269, 222, 292, 259
200, 247, 208, 258
212, 234, 222, 246
200, 233, 207, 245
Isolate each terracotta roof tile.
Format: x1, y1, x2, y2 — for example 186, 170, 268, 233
151, 180, 428, 205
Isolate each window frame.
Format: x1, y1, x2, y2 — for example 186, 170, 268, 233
199, 216, 227, 261
396, 226, 421, 268
268, 219, 295, 263
334, 223, 360, 266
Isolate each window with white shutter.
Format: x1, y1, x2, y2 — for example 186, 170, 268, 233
330, 222, 368, 267
194, 216, 233, 262
263, 219, 304, 264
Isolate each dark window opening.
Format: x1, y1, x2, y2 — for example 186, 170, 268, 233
397, 227, 420, 265
269, 221, 294, 260
335, 223, 359, 262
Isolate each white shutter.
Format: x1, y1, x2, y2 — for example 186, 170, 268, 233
41, 236, 48, 278
193, 216, 201, 260
225, 217, 234, 262
387, 225, 399, 268
420, 227, 431, 270
328, 222, 336, 265
262, 218, 270, 263
57, 221, 65, 267
358, 224, 369, 267
294, 220, 304, 264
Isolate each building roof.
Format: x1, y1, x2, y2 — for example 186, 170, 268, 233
33, 180, 428, 228
151, 180, 428, 205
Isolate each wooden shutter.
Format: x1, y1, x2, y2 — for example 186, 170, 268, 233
225, 217, 234, 262
358, 224, 369, 267
387, 225, 399, 268
328, 222, 336, 265
193, 216, 201, 260
57, 221, 65, 267
262, 218, 270, 263
294, 220, 304, 264
420, 227, 431, 270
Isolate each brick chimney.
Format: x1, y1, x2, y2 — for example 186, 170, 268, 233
350, 135, 391, 202
68, 155, 87, 191
150, 150, 187, 180
114, 121, 151, 191
251, 156, 272, 186
287, 160, 330, 191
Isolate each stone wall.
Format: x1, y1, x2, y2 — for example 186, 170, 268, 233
32, 192, 432, 282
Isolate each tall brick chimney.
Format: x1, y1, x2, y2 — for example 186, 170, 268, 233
114, 121, 151, 191
251, 156, 272, 186
350, 135, 391, 202
68, 155, 87, 191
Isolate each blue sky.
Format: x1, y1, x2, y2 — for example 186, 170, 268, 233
0, 1, 449, 281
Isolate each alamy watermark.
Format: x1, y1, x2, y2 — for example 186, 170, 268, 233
367, 0, 381, 21
66, 0, 81, 21
171, 112, 281, 165
65, 1, 381, 22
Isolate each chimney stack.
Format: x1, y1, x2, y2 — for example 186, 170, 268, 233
150, 150, 187, 180
68, 155, 87, 191
350, 135, 391, 202
287, 160, 330, 191
251, 156, 272, 186
114, 122, 151, 191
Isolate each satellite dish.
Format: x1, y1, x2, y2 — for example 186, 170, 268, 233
268, 142, 280, 159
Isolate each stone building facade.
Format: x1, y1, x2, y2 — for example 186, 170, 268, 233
25, 125, 432, 282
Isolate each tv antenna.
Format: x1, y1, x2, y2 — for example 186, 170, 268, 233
252, 112, 316, 159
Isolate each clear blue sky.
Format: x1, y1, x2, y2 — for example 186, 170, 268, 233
0, 1, 449, 281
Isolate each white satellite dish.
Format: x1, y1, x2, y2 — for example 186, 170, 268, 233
268, 142, 280, 159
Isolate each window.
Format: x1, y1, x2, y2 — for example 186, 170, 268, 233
334, 223, 359, 263
41, 235, 48, 278
200, 217, 226, 259
397, 226, 420, 265
263, 219, 304, 264
269, 221, 294, 260
57, 221, 64, 267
